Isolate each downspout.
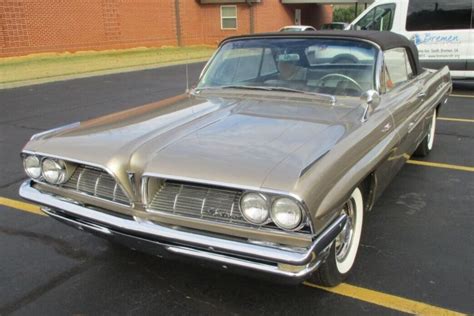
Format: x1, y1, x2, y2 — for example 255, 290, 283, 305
174, 0, 182, 46
246, 0, 254, 34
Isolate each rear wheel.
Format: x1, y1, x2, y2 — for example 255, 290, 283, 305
309, 187, 364, 287
414, 109, 437, 157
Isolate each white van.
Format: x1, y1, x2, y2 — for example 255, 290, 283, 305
349, 0, 473, 79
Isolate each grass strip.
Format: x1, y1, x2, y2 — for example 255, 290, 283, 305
0, 46, 215, 84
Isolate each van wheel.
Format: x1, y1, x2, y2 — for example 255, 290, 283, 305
309, 187, 364, 287
414, 109, 437, 157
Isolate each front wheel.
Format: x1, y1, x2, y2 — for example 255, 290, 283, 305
309, 187, 364, 287
414, 109, 437, 157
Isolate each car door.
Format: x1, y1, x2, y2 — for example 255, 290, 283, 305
467, 5, 474, 76
383, 48, 426, 170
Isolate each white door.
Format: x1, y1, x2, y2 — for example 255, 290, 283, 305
467, 3, 474, 77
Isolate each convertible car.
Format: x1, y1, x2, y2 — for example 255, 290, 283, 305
20, 31, 451, 286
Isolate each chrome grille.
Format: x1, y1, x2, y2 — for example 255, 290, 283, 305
149, 181, 248, 225
62, 166, 130, 205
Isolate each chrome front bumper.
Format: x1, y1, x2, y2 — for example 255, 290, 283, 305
20, 180, 346, 283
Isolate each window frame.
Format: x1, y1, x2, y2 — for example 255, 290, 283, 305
220, 5, 238, 30
382, 47, 416, 93
354, 3, 396, 31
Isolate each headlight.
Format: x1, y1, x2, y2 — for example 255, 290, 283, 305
23, 155, 41, 179
271, 198, 302, 230
240, 193, 269, 224
42, 158, 67, 184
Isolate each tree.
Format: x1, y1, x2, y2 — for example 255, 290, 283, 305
332, 6, 365, 23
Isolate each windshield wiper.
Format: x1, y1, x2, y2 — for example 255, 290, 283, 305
195, 85, 336, 105
195, 85, 273, 91
258, 86, 336, 105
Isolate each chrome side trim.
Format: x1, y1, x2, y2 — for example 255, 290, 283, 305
30, 122, 80, 141
20, 180, 346, 266
375, 49, 384, 94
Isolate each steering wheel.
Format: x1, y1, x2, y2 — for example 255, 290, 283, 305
315, 73, 363, 93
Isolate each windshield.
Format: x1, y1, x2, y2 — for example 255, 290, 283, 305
197, 38, 377, 97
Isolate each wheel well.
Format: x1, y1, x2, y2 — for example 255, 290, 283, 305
435, 102, 442, 116
359, 173, 376, 212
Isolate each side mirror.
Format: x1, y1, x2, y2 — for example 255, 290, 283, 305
360, 90, 380, 122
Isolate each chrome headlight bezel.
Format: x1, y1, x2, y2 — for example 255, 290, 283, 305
23, 155, 42, 179
239, 192, 271, 225
270, 197, 303, 230
22, 153, 76, 185
42, 158, 68, 184
239, 191, 309, 232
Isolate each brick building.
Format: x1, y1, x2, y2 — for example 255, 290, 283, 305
0, 0, 333, 58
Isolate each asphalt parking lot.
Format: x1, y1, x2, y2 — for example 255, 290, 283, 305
0, 63, 473, 315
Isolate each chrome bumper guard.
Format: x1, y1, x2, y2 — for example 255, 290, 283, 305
20, 180, 346, 282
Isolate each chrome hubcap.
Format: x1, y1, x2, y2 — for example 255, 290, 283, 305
427, 121, 433, 144
335, 200, 356, 262
427, 111, 436, 151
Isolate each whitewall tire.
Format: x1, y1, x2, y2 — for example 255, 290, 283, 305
415, 109, 437, 157
310, 187, 364, 287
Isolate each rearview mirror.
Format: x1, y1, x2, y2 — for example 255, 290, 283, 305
276, 53, 300, 62
360, 90, 380, 122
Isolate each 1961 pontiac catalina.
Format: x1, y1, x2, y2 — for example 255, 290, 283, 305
19, 31, 451, 286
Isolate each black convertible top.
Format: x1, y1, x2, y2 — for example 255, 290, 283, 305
222, 31, 421, 74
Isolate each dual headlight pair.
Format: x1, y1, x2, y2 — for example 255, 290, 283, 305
240, 193, 304, 230
23, 155, 71, 185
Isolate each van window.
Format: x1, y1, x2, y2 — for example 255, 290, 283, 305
354, 4, 396, 31
384, 48, 414, 91
406, 0, 472, 31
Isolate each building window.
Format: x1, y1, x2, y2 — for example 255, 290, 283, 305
221, 5, 237, 30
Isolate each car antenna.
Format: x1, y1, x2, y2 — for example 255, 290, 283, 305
185, 58, 190, 93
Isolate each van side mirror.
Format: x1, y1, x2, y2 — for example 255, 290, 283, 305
360, 90, 380, 122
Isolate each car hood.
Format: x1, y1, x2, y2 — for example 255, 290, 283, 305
24, 92, 361, 196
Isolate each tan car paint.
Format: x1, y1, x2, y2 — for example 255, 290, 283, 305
22, 61, 451, 244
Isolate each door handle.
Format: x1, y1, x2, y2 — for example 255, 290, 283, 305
381, 122, 392, 133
